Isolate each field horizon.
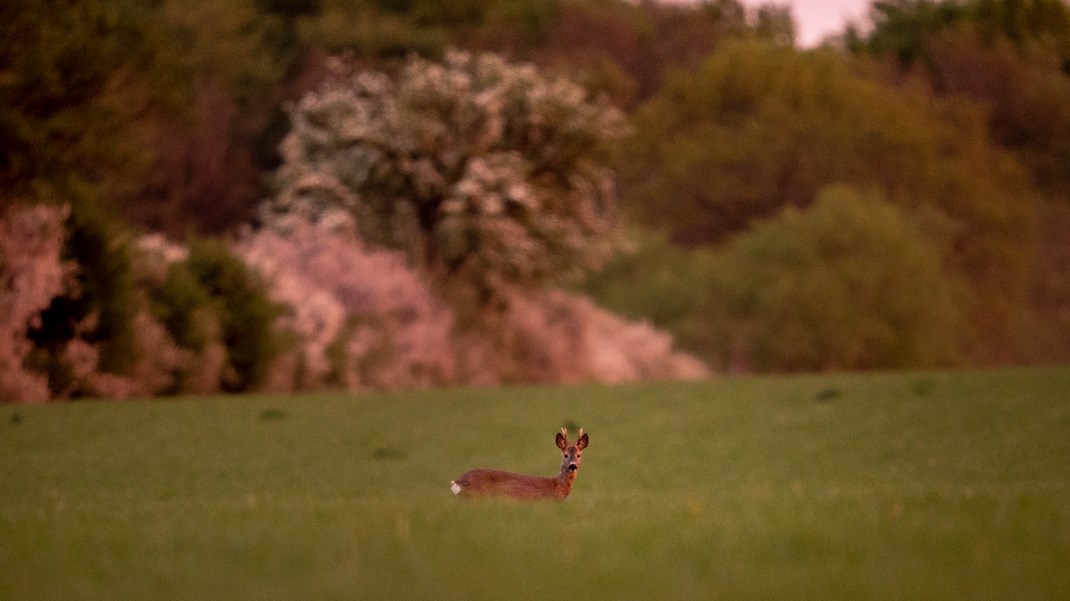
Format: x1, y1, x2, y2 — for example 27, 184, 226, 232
3, 367, 1069, 600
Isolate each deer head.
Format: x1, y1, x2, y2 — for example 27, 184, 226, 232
556, 427, 588, 479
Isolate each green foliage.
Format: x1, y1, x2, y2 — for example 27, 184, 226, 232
302, 3, 449, 58
752, 3, 795, 46
861, 0, 1070, 68
621, 40, 1037, 362
974, 0, 1070, 62
0, 0, 179, 201
151, 261, 214, 352
27, 202, 140, 394
256, 0, 322, 19
159, 0, 291, 102
854, 0, 971, 63
706, 186, 963, 371
186, 239, 283, 392
64, 204, 140, 374
623, 39, 1031, 244
856, 0, 1070, 195
932, 27, 1070, 195
581, 230, 720, 357
301, 0, 561, 58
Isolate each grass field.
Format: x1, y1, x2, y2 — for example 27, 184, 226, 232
2, 367, 1069, 600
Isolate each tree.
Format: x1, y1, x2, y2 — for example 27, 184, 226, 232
619, 40, 1037, 361
581, 229, 721, 359
855, 0, 1070, 195
860, 0, 1070, 69
238, 226, 458, 391
706, 186, 963, 371
26, 202, 142, 396
258, 49, 629, 305
184, 239, 283, 392
0, 204, 70, 402
0, 0, 174, 204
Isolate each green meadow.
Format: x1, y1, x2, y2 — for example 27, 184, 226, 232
2, 367, 1069, 601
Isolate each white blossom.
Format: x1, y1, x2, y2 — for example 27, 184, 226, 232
258, 49, 629, 301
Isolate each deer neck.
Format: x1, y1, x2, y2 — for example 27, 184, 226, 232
553, 467, 577, 495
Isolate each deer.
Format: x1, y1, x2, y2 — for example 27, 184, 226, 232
450, 428, 588, 500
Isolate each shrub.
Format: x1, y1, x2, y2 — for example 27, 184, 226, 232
2, 203, 190, 400
238, 225, 703, 390
622, 40, 1038, 362
581, 229, 720, 359
152, 260, 213, 352
238, 226, 456, 391
0, 203, 71, 402
707, 186, 963, 372
185, 238, 283, 392
24, 202, 143, 397
493, 289, 707, 384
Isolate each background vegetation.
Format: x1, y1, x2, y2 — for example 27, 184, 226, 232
4, 0, 1070, 400
2, 367, 1069, 599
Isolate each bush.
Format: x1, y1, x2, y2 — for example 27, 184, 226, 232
239, 225, 705, 390
1, 203, 193, 400
138, 241, 230, 395
706, 186, 963, 372
497, 289, 708, 384
185, 239, 283, 392
581, 229, 720, 359
621, 41, 1038, 362
0, 203, 71, 402
24, 202, 142, 396
239, 226, 456, 391
149, 258, 213, 352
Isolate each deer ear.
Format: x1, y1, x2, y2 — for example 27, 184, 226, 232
576, 432, 588, 450
556, 431, 568, 450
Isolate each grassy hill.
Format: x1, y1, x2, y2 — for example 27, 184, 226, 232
2, 368, 1069, 600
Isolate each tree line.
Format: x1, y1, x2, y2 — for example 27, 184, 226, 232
3, 0, 1070, 400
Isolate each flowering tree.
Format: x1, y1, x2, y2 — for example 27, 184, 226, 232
0, 204, 71, 402
258, 49, 629, 301
239, 226, 457, 391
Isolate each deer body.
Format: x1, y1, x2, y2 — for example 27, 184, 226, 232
451, 428, 588, 501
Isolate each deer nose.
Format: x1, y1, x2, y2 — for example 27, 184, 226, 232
567, 463, 578, 472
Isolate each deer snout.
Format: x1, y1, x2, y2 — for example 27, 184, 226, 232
567, 463, 578, 472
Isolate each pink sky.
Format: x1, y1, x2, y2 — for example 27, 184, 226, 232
743, 0, 873, 47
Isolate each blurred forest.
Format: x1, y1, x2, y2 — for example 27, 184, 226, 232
2, 0, 1070, 401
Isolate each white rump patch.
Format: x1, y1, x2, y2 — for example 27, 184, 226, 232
450, 481, 462, 495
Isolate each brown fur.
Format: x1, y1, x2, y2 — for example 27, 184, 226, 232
451, 428, 588, 501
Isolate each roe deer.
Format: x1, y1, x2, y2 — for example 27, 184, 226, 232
450, 428, 588, 500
